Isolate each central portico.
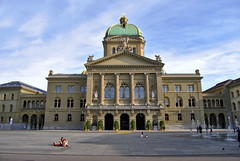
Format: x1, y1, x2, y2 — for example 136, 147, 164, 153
84, 15, 165, 130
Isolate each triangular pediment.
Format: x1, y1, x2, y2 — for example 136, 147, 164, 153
85, 51, 164, 67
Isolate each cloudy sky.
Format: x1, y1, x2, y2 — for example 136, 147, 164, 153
0, 0, 240, 91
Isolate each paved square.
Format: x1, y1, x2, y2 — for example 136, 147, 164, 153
0, 130, 239, 161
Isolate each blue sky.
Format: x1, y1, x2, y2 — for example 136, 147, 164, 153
0, 0, 240, 91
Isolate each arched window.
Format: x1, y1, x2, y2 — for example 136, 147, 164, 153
191, 113, 195, 120
54, 98, 61, 108
110, 87, 114, 98
140, 87, 144, 98
188, 97, 195, 107
238, 101, 240, 110
165, 114, 169, 121
133, 47, 136, 54
237, 90, 240, 97
163, 97, 170, 107
11, 94, 14, 100
84, 86, 87, 92
36, 101, 40, 108
125, 87, 129, 98
80, 114, 85, 122
220, 99, 223, 107
67, 98, 74, 108
212, 100, 215, 107
207, 100, 211, 107
54, 114, 59, 121
3, 94, 6, 100
112, 47, 116, 54
120, 87, 124, 98
135, 86, 139, 99
178, 113, 182, 121
203, 100, 207, 108
216, 100, 219, 107
105, 86, 109, 98
231, 92, 234, 98
105, 83, 114, 99
67, 114, 72, 122
40, 101, 44, 108
27, 101, 31, 108
80, 99, 83, 108
32, 101, 36, 108
233, 102, 236, 110
120, 83, 129, 99
176, 97, 183, 107
2, 104, 5, 112
135, 83, 144, 99
81, 86, 84, 92
23, 100, 27, 108
9, 105, 13, 112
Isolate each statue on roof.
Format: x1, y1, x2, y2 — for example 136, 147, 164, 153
87, 55, 94, 62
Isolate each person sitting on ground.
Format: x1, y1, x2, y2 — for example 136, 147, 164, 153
141, 132, 148, 138
54, 137, 68, 147
62, 138, 69, 147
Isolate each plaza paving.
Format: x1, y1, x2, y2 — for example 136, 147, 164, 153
0, 130, 239, 160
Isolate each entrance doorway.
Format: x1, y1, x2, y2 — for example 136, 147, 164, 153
31, 114, 37, 130
120, 114, 129, 130
136, 113, 145, 130
105, 113, 113, 130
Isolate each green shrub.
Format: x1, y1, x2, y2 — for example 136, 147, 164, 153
131, 120, 136, 130
147, 120, 152, 130
114, 120, 119, 130
86, 120, 91, 130
160, 120, 165, 130
98, 120, 103, 130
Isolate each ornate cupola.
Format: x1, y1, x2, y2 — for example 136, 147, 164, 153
103, 14, 146, 57
119, 13, 128, 28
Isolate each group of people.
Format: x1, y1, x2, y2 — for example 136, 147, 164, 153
54, 137, 68, 147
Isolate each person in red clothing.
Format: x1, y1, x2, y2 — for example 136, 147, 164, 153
54, 137, 65, 146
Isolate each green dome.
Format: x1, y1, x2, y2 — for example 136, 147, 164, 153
105, 24, 143, 37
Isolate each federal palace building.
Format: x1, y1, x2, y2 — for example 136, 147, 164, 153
0, 15, 240, 130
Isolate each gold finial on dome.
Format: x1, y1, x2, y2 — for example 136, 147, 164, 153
120, 13, 128, 28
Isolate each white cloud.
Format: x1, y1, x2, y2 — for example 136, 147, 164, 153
18, 14, 48, 37
148, 40, 240, 90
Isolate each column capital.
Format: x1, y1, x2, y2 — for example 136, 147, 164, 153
129, 73, 135, 76
144, 73, 149, 76
100, 73, 105, 76
115, 73, 120, 76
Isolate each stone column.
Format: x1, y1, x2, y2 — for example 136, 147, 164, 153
27, 117, 31, 130
130, 73, 135, 105
100, 73, 105, 105
145, 73, 150, 105
36, 116, 39, 130
156, 73, 163, 105
115, 73, 120, 105
216, 115, 219, 129
86, 73, 93, 106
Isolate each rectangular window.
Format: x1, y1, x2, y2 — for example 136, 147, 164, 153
68, 86, 74, 93
162, 85, 168, 92
11, 94, 14, 100
178, 114, 182, 121
0, 117, 3, 123
175, 85, 181, 92
187, 85, 194, 92
56, 86, 62, 92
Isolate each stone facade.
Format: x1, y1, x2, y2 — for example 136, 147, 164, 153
0, 15, 239, 130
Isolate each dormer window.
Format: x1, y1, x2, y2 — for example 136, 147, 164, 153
112, 47, 116, 54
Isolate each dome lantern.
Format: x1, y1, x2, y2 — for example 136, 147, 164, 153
120, 13, 128, 28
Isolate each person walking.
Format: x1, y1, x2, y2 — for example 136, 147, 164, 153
237, 127, 240, 147
199, 125, 202, 135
